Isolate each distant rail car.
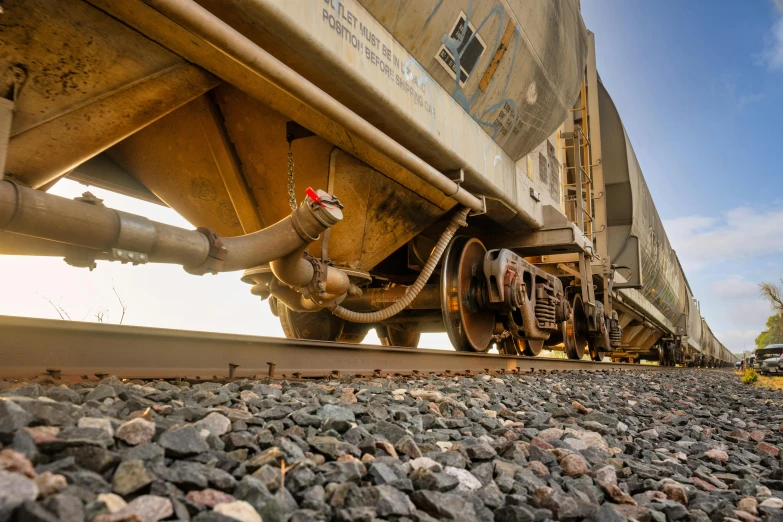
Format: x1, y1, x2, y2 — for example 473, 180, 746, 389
0, 0, 734, 367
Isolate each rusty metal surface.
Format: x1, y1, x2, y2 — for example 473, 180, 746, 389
108, 94, 249, 238
0, 315, 697, 381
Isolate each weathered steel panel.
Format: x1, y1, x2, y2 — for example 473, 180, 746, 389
599, 80, 688, 330
357, 0, 587, 161
193, 0, 582, 230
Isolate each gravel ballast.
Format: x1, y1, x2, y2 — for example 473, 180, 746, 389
0, 369, 781, 521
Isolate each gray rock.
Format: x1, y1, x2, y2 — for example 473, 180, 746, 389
234, 475, 274, 512
0, 470, 38, 505
494, 505, 536, 522
112, 459, 154, 495
0, 398, 34, 441
84, 384, 117, 403
316, 404, 355, 422
373, 420, 407, 443
411, 467, 459, 492
410, 490, 477, 522
363, 485, 416, 517
43, 493, 86, 522
158, 425, 209, 457
395, 435, 423, 458
16, 501, 60, 522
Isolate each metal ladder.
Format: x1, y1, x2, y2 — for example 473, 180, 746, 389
559, 76, 597, 310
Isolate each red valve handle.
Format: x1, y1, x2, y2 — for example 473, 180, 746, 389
305, 187, 326, 207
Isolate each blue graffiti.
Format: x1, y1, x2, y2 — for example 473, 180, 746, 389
424, 0, 444, 27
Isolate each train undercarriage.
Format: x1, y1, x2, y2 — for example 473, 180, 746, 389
0, 0, 734, 367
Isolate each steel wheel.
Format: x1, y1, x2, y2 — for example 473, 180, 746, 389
441, 237, 494, 352
338, 321, 372, 343
564, 294, 588, 360
503, 337, 545, 356
377, 326, 420, 348
278, 304, 345, 341
589, 344, 605, 362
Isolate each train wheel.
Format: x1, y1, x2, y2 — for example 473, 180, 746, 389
338, 321, 373, 343
564, 295, 588, 360
501, 338, 544, 356
589, 344, 605, 362
441, 237, 494, 352
278, 304, 345, 341
377, 326, 420, 348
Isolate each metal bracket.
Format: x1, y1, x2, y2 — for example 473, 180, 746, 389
468, 195, 487, 216
184, 227, 227, 275
285, 121, 316, 142
0, 98, 13, 181
444, 169, 465, 184
529, 188, 540, 202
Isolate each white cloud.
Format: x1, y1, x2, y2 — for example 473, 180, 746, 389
665, 206, 783, 272
711, 277, 760, 300
716, 71, 766, 111
714, 328, 761, 353
763, 7, 783, 70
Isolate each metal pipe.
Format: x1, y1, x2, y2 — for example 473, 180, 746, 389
270, 245, 351, 298
0, 181, 342, 273
0, 231, 98, 258
141, 0, 484, 213
270, 246, 312, 288
341, 285, 442, 311
268, 281, 323, 313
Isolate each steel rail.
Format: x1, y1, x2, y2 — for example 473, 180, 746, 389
0, 315, 696, 381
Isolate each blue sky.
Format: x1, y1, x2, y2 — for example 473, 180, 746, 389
582, 0, 783, 352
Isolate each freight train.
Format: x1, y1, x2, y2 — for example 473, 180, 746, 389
0, 0, 735, 367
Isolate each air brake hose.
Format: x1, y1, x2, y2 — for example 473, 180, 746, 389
331, 207, 470, 323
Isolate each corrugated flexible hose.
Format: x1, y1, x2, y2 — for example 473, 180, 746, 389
331, 207, 470, 323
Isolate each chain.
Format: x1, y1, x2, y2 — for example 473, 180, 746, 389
287, 140, 297, 210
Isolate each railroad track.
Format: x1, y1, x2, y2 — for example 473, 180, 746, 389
0, 315, 701, 382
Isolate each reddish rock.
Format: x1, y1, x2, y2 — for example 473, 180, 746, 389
605, 484, 637, 505
705, 449, 729, 462
593, 465, 617, 487
25, 426, 59, 444
729, 430, 750, 441
0, 449, 36, 478
530, 437, 554, 450
560, 453, 588, 477
571, 401, 589, 414
375, 441, 399, 459
749, 431, 766, 442
693, 477, 718, 492
337, 454, 360, 463
426, 403, 441, 416
662, 483, 688, 506
185, 488, 235, 508
526, 461, 549, 476
756, 442, 780, 457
